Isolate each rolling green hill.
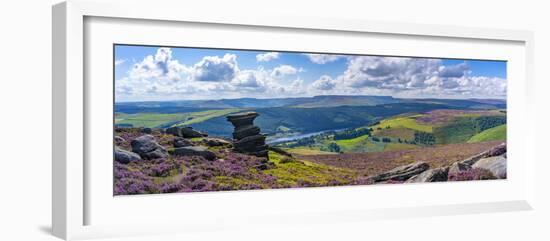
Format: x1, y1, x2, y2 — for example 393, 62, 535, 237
434, 116, 506, 144
467, 124, 507, 143
371, 116, 433, 133
114, 109, 241, 128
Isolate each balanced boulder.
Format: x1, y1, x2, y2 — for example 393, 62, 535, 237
114, 147, 141, 164
130, 134, 168, 160
226, 112, 268, 158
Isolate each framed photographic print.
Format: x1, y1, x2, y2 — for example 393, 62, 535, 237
53, 0, 535, 240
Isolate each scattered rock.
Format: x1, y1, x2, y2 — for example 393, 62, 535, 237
166, 126, 181, 136
172, 146, 216, 161
141, 127, 153, 134
268, 146, 293, 157
370, 161, 430, 182
202, 138, 232, 147
406, 166, 449, 183
165, 126, 206, 138
486, 143, 506, 157
448, 161, 472, 177
130, 135, 168, 160
226, 112, 268, 158
472, 155, 507, 179
255, 159, 275, 170
460, 142, 506, 166
173, 137, 192, 148
181, 127, 207, 138
114, 135, 125, 144
114, 147, 141, 164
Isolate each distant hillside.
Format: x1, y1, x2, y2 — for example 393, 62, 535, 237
468, 124, 507, 143
115, 96, 506, 114
190, 103, 455, 137
290, 95, 398, 108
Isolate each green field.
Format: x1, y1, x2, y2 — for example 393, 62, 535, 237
114, 113, 188, 128
468, 124, 506, 143
434, 116, 506, 144
115, 109, 241, 128
372, 116, 433, 133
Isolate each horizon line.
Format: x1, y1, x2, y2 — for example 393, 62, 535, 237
114, 94, 507, 104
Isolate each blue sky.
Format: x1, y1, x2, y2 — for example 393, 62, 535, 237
114, 45, 507, 102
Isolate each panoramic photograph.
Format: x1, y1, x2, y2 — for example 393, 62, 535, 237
113, 44, 507, 195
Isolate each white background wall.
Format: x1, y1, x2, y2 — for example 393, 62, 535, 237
0, 0, 548, 240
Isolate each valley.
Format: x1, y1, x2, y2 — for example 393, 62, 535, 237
114, 95, 507, 194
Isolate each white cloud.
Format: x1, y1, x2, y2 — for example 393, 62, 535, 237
310, 75, 337, 91
317, 56, 506, 98
303, 54, 343, 64
271, 65, 298, 78
116, 47, 506, 101
232, 70, 263, 88
129, 47, 187, 82
189, 54, 239, 82
115, 59, 126, 66
256, 52, 280, 62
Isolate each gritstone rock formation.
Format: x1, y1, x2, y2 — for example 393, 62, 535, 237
226, 112, 268, 158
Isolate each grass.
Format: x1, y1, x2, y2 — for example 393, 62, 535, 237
383, 142, 419, 151
335, 135, 370, 149
373, 127, 416, 141
468, 124, 506, 143
433, 117, 477, 144
263, 152, 357, 186
115, 113, 189, 128
114, 109, 241, 128
300, 141, 504, 176
284, 147, 337, 155
175, 109, 241, 126
333, 135, 386, 153
371, 116, 433, 133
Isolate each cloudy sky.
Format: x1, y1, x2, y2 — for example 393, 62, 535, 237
114, 45, 506, 102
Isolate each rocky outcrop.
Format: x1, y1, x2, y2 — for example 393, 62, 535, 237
166, 126, 181, 136
472, 155, 507, 179
141, 127, 153, 134
226, 112, 268, 158
131, 134, 169, 160
173, 137, 192, 148
448, 162, 472, 177
370, 161, 430, 182
402, 142, 507, 183
114, 135, 125, 144
181, 127, 207, 138
459, 143, 506, 166
202, 138, 232, 147
114, 147, 141, 164
172, 146, 216, 161
166, 126, 207, 138
406, 166, 449, 183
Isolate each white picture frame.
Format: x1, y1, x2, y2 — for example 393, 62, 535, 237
52, 0, 536, 240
